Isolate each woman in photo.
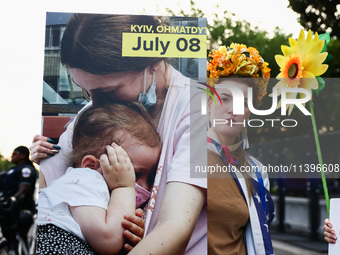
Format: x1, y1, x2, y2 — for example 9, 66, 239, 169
206, 44, 275, 255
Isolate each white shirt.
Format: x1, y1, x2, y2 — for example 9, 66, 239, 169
38, 167, 109, 241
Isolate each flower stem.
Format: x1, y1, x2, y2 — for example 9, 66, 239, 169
309, 100, 330, 215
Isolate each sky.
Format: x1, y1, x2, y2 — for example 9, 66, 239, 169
0, 0, 303, 160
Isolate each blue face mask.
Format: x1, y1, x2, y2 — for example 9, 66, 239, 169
138, 69, 157, 108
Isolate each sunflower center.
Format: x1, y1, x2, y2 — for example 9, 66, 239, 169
288, 63, 299, 79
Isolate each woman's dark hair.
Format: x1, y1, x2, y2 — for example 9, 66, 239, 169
70, 103, 161, 168
61, 13, 168, 74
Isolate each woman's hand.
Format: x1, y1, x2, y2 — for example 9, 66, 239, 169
29, 135, 61, 164
127, 182, 206, 255
122, 208, 145, 252
324, 218, 337, 244
100, 143, 135, 191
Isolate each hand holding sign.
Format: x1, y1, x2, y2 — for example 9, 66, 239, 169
329, 198, 340, 255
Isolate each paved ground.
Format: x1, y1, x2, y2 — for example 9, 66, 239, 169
271, 230, 328, 255
273, 240, 328, 255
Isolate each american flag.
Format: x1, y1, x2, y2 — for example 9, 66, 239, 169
208, 137, 275, 254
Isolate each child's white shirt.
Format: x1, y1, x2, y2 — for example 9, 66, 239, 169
38, 167, 109, 241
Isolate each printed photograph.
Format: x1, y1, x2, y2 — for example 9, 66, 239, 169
1, 1, 339, 254
36, 12, 207, 255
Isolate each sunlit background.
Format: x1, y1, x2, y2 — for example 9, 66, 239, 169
0, 0, 302, 160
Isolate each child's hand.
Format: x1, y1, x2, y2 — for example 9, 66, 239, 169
122, 208, 145, 252
100, 143, 135, 190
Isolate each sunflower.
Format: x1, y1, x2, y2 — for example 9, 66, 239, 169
274, 29, 328, 114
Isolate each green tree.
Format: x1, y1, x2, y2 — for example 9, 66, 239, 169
288, 0, 340, 39
167, 0, 292, 77
324, 39, 340, 77
0, 153, 14, 172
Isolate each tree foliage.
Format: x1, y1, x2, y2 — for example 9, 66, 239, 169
288, 0, 340, 39
0, 154, 13, 172
167, 0, 340, 78
324, 39, 340, 77
167, 1, 292, 77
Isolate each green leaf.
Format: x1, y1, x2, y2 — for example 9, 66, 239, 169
319, 32, 330, 53
324, 53, 333, 63
314, 76, 326, 95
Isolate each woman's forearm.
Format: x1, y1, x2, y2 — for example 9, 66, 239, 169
128, 182, 206, 255
128, 219, 190, 255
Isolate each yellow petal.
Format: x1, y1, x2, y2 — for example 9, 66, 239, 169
304, 40, 324, 61
306, 30, 313, 48
319, 52, 328, 63
309, 40, 325, 56
288, 104, 294, 115
298, 30, 306, 44
314, 64, 328, 77
277, 73, 284, 78
304, 31, 313, 54
301, 71, 318, 90
289, 38, 298, 51
286, 91, 298, 99
275, 55, 286, 67
297, 40, 308, 59
277, 98, 282, 109
281, 45, 293, 56
301, 70, 316, 78
303, 51, 327, 67
273, 80, 285, 96
304, 54, 328, 76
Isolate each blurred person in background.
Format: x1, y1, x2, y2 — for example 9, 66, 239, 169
0, 146, 37, 253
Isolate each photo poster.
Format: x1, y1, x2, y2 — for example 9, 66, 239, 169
39, 11, 208, 252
